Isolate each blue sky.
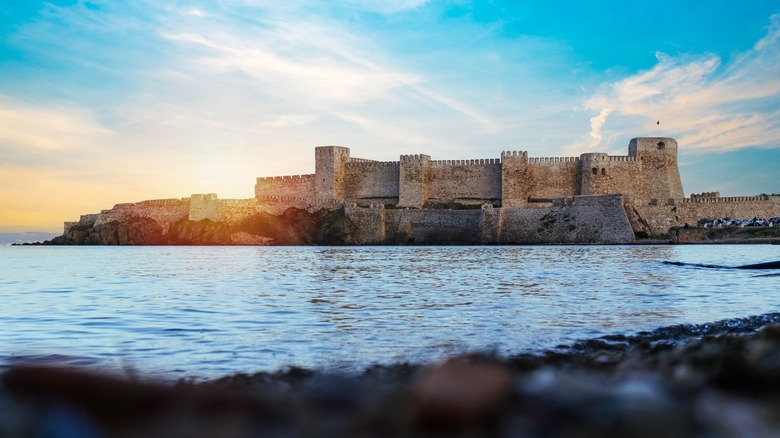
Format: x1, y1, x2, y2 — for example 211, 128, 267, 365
1, 0, 778, 231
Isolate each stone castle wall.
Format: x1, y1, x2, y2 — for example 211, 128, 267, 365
628, 196, 780, 236
250, 137, 685, 210
340, 194, 635, 244
255, 174, 315, 199
425, 159, 501, 206
343, 161, 400, 205
81, 198, 191, 235
580, 154, 641, 197
524, 157, 580, 202
494, 195, 635, 244
96, 198, 190, 224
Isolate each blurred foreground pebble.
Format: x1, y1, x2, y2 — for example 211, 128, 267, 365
3, 317, 780, 437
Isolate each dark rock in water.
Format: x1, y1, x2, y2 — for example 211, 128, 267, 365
735, 261, 780, 269
664, 260, 780, 270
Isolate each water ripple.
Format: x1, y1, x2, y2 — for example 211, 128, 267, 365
0, 245, 778, 379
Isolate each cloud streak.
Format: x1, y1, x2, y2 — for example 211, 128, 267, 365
570, 13, 780, 154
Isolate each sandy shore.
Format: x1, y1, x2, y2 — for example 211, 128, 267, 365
3, 313, 780, 437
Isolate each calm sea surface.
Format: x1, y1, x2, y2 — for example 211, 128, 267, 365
1, 245, 779, 380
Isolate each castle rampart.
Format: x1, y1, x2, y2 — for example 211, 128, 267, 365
523, 158, 580, 204
426, 160, 501, 207
59, 136, 780, 244
255, 174, 315, 199
343, 161, 400, 206
626, 195, 780, 236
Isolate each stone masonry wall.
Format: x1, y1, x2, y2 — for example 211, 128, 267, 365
398, 154, 431, 208
255, 174, 315, 199
496, 195, 634, 244
425, 160, 501, 206
580, 155, 642, 197
343, 161, 400, 205
499, 152, 581, 207
628, 138, 684, 200
627, 196, 780, 236
341, 194, 636, 244
93, 198, 190, 234
315, 146, 350, 200
523, 157, 580, 202
500, 151, 528, 208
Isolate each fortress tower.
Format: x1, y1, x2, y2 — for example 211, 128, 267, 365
579, 153, 613, 196
500, 150, 529, 207
398, 154, 431, 208
579, 137, 683, 200
628, 137, 684, 199
315, 146, 350, 200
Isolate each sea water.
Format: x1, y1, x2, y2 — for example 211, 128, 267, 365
1, 245, 778, 380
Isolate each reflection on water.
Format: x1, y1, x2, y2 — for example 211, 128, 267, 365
0, 245, 778, 379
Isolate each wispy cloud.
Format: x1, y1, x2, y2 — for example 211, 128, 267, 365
333, 0, 431, 14
0, 96, 114, 163
566, 13, 780, 155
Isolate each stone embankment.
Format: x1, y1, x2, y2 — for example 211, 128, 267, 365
4, 313, 780, 436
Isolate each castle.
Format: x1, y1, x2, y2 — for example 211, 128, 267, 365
255, 137, 684, 208
61, 137, 780, 245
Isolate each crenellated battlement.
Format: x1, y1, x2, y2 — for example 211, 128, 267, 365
400, 154, 431, 162
690, 192, 720, 199
136, 198, 189, 206
527, 156, 579, 164
256, 195, 345, 204
315, 146, 350, 157
500, 150, 528, 159
430, 158, 501, 166
344, 161, 400, 168
580, 153, 609, 161
607, 156, 638, 162
580, 154, 638, 162
112, 199, 188, 209
256, 174, 315, 183
683, 195, 770, 203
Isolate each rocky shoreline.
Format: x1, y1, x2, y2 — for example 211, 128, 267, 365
36, 209, 780, 246
4, 313, 780, 437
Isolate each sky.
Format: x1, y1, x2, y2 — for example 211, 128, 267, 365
1, 0, 779, 232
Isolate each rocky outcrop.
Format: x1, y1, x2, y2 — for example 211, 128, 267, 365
48, 208, 357, 246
